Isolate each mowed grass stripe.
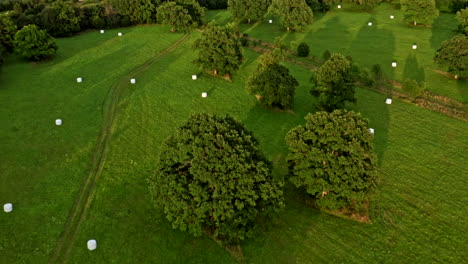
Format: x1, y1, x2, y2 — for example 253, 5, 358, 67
50, 34, 190, 264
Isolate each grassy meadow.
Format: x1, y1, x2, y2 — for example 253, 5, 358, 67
1, 4, 467, 264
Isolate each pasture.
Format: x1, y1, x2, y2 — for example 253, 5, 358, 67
1, 4, 467, 263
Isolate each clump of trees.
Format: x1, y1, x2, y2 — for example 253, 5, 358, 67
193, 23, 243, 79
269, 0, 313, 31
157, 0, 206, 32
40, 0, 80, 37
0, 14, 17, 53
228, 0, 272, 23
401, 0, 439, 26
149, 113, 284, 244
285, 110, 378, 211
109, 0, 158, 25
434, 34, 468, 79
310, 53, 357, 111
247, 49, 299, 110
14, 24, 57, 61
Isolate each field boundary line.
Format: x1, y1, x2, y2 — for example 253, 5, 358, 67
49, 33, 190, 264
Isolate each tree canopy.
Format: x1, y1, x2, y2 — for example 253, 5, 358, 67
247, 53, 298, 109
228, 0, 272, 23
14, 24, 57, 61
39, 0, 80, 37
193, 23, 243, 78
156, 0, 206, 32
269, 0, 313, 31
285, 110, 378, 210
310, 53, 356, 111
456, 7, 468, 34
434, 34, 468, 78
110, 0, 158, 24
401, 0, 439, 26
149, 113, 284, 243
0, 14, 17, 53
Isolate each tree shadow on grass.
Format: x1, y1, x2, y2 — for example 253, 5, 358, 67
403, 54, 425, 82
347, 23, 395, 167
430, 14, 459, 50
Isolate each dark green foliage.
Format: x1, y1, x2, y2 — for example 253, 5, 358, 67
456, 8, 468, 34
402, 79, 425, 98
157, 0, 206, 32
344, 0, 382, 9
297, 42, 310, 57
193, 23, 243, 78
269, 0, 313, 31
0, 14, 17, 53
285, 110, 378, 210
0, 42, 5, 65
110, 0, 158, 24
149, 113, 284, 243
401, 0, 439, 26
39, 0, 80, 37
322, 49, 331, 61
305, 0, 330, 12
434, 34, 468, 78
247, 57, 299, 109
228, 0, 272, 23
450, 0, 468, 13
14, 24, 57, 61
240, 35, 249, 46
197, 0, 228, 9
311, 53, 357, 111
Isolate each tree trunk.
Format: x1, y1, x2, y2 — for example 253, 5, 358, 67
214, 69, 218, 75
414, 21, 417, 26
248, 18, 251, 24
454, 75, 459, 80
287, 27, 290, 31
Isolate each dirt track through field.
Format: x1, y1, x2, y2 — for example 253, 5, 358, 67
49, 34, 190, 264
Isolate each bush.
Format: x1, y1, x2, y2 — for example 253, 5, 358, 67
402, 79, 425, 98
297, 42, 310, 57
322, 49, 331, 61
240, 36, 249, 46
14, 24, 57, 61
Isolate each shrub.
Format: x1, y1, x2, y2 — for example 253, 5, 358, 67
402, 79, 425, 98
297, 42, 310, 57
14, 24, 57, 61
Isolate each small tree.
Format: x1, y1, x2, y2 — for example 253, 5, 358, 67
228, 0, 272, 23
14, 25, 57, 61
40, 0, 81, 37
269, 0, 313, 31
311, 53, 356, 111
193, 23, 243, 78
402, 79, 425, 98
149, 113, 284, 244
0, 14, 17, 53
156, 0, 206, 32
322, 49, 331, 61
247, 55, 299, 109
434, 34, 468, 78
110, 0, 157, 24
285, 110, 378, 211
401, 0, 439, 26
297, 42, 310, 57
456, 8, 468, 35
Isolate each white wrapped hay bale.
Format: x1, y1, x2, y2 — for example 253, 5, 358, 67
337, 5, 342, 8
100, 30, 104, 34
87, 240, 97, 251
77, 77, 82, 83
386, 98, 392, 105
412, 44, 417, 50
3, 203, 13, 213
56, 119, 62, 126
392, 62, 397, 67
390, 15, 394, 19
118, 32, 122, 37
192, 75, 197, 80
368, 22, 373, 26
269, 20, 273, 24
202, 92, 207, 98
130, 79, 136, 84
369, 128, 375, 134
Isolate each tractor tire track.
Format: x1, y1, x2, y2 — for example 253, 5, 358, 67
49, 34, 190, 264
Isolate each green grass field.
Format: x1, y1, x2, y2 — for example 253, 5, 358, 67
1, 6, 467, 264
208, 4, 468, 103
